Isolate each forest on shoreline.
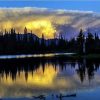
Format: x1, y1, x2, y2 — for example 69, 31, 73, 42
0, 27, 100, 55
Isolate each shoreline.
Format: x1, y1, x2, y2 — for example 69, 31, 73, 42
0, 53, 75, 59
0, 53, 100, 59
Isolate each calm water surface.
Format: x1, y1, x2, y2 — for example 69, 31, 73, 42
0, 54, 100, 100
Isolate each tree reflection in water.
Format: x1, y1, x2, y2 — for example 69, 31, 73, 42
0, 57, 100, 97
0, 57, 100, 83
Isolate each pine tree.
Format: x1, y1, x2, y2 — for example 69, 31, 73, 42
86, 32, 94, 54
77, 29, 85, 54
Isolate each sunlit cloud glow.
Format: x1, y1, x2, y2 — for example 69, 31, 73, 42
0, 7, 99, 39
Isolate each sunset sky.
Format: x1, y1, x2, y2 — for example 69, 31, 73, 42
0, 1, 100, 39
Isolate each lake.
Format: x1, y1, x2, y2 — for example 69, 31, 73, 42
0, 54, 100, 100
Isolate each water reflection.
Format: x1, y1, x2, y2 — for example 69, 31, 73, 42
0, 64, 58, 87
0, 57, 100, 97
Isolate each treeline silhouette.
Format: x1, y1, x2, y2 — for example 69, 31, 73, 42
0, 27, 100, 54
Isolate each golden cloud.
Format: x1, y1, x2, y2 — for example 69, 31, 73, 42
0, 7, 99, 39
26, 20, 56, 39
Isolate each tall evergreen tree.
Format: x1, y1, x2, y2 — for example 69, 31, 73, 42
86, 32, 94, 54
77, 29, 85, 54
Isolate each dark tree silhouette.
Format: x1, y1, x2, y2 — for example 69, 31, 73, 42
86, 32, 94, 54
77, 29, 85, 54
0, 27, 99, 55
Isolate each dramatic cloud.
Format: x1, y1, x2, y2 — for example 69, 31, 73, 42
0, 7, 100, 39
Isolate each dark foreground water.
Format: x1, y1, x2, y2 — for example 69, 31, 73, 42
0, 54, 100, 100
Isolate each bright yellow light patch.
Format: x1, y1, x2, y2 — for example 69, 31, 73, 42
27, 64, 58, 86
26, 20, 56, 39
1, 64, 59, 87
